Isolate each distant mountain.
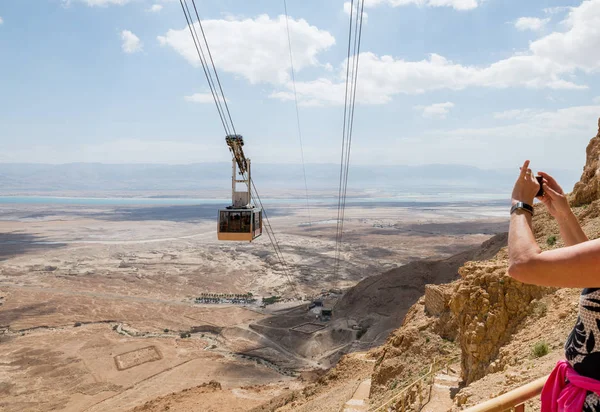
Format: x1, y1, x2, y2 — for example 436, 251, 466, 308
0, 163, 582, 196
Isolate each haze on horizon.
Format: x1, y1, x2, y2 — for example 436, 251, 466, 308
0, 162, 583, 196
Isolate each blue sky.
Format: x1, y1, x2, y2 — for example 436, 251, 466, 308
1, 0, 599, 174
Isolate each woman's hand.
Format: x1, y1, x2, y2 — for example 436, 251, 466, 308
538, 171, 571, 220
512, 160, 540, 206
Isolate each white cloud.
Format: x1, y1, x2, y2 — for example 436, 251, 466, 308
271, 51, 584, 106
185, 93, 229, 104
148, 4, 163, 12
364, 0, 481, 11
68, 0, 131, 6
121, 30, 143, 54
350, 104, 600, 170
514, 17, 550, 31
162, 0, 599, 108
493, 109, 542, 120
414, 102, 455, 118
530, 0, 600, 73
543, 6, 572, 15
0, 16, 3, 25
159, 15, 335, 85
433, 104, 600, 167
272, 0, 600, 106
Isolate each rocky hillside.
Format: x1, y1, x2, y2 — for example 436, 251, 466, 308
335, 232, 508, 345
369, 117, 600, 409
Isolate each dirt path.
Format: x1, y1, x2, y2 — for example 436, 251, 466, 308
422, 365, 460, 412
343, 379, 371, 412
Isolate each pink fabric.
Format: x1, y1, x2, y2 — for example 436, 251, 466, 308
541, 360, 600, 411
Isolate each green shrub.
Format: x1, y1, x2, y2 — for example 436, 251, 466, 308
532, 341, 549, 358
532, 301, 548, 318
547, 235, 558, 246
163, 328, 169, 333
262, 296, 281, 305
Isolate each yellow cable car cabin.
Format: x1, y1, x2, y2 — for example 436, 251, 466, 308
217, 134, 263, 242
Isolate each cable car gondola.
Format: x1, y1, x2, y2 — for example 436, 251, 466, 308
217, 135, 262, 242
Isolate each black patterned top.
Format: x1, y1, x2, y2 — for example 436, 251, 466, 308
565, 288, 600, 410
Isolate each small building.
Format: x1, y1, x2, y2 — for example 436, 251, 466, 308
320, 308, 333, 321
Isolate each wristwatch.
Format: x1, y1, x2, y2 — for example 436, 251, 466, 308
510, 202, 534, 216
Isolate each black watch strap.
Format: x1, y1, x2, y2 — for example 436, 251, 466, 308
510, 202, 534, 216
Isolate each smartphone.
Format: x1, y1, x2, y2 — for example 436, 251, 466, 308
536, 175, 544, 197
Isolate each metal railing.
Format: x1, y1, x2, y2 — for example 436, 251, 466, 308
369, 357, 458, 412
462, 375, 548, 412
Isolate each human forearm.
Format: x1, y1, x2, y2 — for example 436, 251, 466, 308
508, 211, 542, 275
556, 209, 588, 246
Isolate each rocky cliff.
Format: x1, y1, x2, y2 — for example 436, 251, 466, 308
572, 118, 600, 206
335, 233, 508, 345
368, 116, 600, 409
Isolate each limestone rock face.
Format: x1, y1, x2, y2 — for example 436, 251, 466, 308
369, 299, 460, 397
572, 117, 600, 206
449, 260, 552, 384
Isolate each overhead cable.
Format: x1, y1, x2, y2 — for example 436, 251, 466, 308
334, 0, 366, 282
283, 0, 312, 228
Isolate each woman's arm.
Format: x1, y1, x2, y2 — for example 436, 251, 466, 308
508, 162, 598, 288
508, 238, 600, 288
538, 171, 588, 246
555, 210, 589, 246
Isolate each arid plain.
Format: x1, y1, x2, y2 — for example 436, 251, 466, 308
0, 199, 508, 411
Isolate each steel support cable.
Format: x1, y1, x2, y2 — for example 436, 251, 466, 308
189, 0, 237, 136
183, 0, 233, 136
338, 0, 365, 260
334, 0, 366, 282
334, 0, 356, 279
337, 0, 362, 259
249, 183, 293, 289
179, 0, 230, 135
251, 180, 299, 297
283, 0, 312, 228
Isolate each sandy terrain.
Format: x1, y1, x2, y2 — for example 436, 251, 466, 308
0, 200, 507, 411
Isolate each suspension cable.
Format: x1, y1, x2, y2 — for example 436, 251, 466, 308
179, 0, 230, 136
283, 0, 312, 228
334, 0, 366, 283
251, 181, 299, 297
189, 0, 237, 136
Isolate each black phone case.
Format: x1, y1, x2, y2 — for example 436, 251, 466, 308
536, 176, 544, 197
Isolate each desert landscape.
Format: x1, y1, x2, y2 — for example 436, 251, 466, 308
0, 198, 508, 411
